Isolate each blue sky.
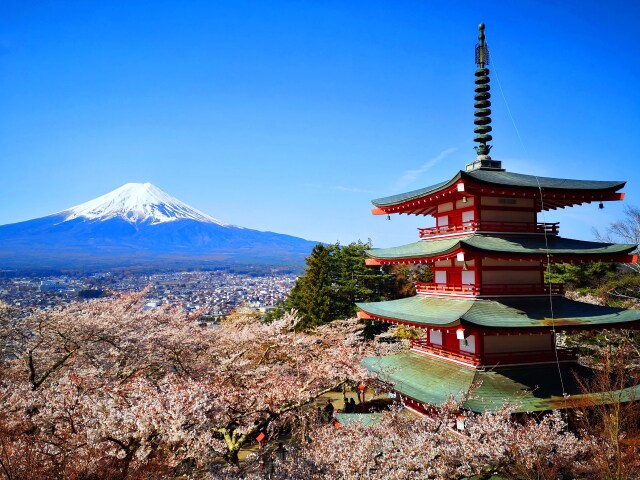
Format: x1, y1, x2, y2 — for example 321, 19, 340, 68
1, 0, 638, 247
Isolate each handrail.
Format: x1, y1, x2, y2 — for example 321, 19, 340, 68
411, 340, 577, 365
416, 283, 479, 295
411, 341, 479, 365
418, 221, 559, 238
415, 282, 564, 296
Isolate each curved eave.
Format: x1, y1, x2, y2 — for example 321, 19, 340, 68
365, 235, 637, 265
465, 170, 626, 192
371, 170, 626, 215
372, 174, 461, 208
357, 296, 468, 328
364, 352, 640, 413
357, 295, 640, 330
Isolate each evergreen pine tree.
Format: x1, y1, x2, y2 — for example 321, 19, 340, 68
284, 241, 431, 329
286, 244, 334, 330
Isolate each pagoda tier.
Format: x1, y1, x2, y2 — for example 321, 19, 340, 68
371, 169, 625, 216
357, 296, 640, 369
363, 352, 640, 413
357, 295, 640, 330
364, 234, 637, 265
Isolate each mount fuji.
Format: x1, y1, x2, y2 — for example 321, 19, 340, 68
0, 183, 318, 271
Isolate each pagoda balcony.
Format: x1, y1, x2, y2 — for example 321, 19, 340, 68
418, 221, 559, 239
411, 340, 578, 367
410, 341, 480, 366
415, 282, 565, 297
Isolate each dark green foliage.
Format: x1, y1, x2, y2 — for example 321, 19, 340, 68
288, 244, 334, 330
361, 319, 389, 341
383, 264, 432, 299
263, 304, 286, 323
546, 262, 617, 290
284, 241, 429, 330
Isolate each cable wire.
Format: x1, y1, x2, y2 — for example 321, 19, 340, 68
492, 56, 567, 400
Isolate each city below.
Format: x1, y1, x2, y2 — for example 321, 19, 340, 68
0, 270, 297, 320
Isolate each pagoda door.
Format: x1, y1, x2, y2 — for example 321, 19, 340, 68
448, 270, 462, 287
449, 212, 462, 231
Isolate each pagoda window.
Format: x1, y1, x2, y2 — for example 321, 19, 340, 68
462, 210, 474, 224
434, 270, 447, 284
429, 329, 442, 345
462, 270, 475, 285
459, 334, 476, 354
436, 215, 448, 228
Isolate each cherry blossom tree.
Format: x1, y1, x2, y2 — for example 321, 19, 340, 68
0, 293, 375, 478
4, 294, 637, 479
275, 405, 594, 480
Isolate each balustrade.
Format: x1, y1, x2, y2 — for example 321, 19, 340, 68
418, 221, 559, 238
411, 339, 577, 366
415, 282, 564, 296
410, 341, 479, 365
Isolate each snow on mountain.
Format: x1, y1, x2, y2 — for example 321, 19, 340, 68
0, 182, 317, 270
60, 183, 228, 226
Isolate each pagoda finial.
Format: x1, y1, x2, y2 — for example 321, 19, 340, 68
473, 23, 494, 162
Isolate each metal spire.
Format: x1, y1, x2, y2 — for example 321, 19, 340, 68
474, 23, 492, 158
467, 23, 502, 171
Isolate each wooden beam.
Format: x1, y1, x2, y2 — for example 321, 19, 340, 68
371, 207, 388, 215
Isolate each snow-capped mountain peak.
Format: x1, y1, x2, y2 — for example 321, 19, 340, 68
60, 182, 228, 225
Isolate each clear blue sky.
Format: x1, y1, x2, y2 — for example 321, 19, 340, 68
1, 0, 638, 247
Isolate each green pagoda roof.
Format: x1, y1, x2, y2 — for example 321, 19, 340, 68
372, 170, 625, 207
367, 234, 636, 261
363, 351, 640, 412
356, 295, 640, 329
334, 413, 385, 427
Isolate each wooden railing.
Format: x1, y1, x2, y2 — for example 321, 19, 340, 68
411, 341, 479, 365
411, 340, 577, 366
415, 282, 564, 296
416, 283, 479, 295
418, 221, 559, 238
418, 223, 476, 237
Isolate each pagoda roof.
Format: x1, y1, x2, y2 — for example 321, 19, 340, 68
372, 169, 625, 211
356, 295, 640, 330
334, 413, 384, 426
363, 351, 640, 413
366, 234, 636, 263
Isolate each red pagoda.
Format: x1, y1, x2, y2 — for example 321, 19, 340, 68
357, 24, 640, 414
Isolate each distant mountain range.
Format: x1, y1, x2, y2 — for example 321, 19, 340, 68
0, 183, 317, 272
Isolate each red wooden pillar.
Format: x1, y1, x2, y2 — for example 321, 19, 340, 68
477, 330, 485, 364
